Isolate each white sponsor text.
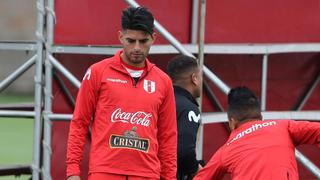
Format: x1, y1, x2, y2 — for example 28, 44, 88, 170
227, 121, 277, 145
111, 108, 152, 127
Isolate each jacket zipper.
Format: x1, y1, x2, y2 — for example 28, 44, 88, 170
132, 71, 149, 88
133, 78, 137, 88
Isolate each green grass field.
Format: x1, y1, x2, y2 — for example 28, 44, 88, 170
0, 95, 33, 180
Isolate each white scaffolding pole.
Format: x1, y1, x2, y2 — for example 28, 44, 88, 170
0, 55, 36, 92
261, 54, 268, 111
196, 0, 206, 161
48, 54, 81, 89
42, 52, 53, 180
296, 73, 320, 110
191, 0, 199, 44
46, 43, 320, 55
42, 0, 55, 179
0, 42, 37, 51
296, 151, 320, 179
0, 110, 35, 118
33, 0, 45, 179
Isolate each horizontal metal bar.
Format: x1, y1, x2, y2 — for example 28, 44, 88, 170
47, 43, 320, 55
202, 43, 320, 54
46, 113, 72, 120
0, 110, 35, 118
202, 111, 320, 124
0, 42, 37, 51
49, 45, 121, 55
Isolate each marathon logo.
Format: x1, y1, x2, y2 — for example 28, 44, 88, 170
227, 121, 277, 146
106, 78, 127, 84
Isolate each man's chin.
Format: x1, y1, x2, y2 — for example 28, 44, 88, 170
130, 58, 145, 64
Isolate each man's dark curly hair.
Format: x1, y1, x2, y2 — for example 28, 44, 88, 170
228, 86, 261, 121
121, 7, 154, 35
167, 55, 199, 83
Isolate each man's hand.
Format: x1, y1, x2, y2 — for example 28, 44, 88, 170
67, 175, 81, 180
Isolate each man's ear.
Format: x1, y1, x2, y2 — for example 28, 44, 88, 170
152, 32, 157, 40
228, 116, 238, 131
118, 30, 124, 43
191, 72, 198, 86
150, 32, 157, 44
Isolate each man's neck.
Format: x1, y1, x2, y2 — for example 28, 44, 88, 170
120, 53, 145, 68
235, 118, 263, 129
173, 83, 195, 98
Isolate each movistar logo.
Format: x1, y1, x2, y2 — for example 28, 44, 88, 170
188, 111, 200, 123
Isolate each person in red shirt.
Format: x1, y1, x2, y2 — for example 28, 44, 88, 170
66, 7, 177, 180
194, 86, 320, 180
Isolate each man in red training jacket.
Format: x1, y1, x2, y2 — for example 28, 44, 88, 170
194, 86, 320, 180
66, 6, 177, 180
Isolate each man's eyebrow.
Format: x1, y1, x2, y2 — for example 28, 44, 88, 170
125, 38, 149, 42
139, 38, 149, 42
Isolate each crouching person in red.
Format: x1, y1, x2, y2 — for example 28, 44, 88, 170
194, 86, 320, 180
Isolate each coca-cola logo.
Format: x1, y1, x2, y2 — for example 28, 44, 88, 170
111, 108, 152, 127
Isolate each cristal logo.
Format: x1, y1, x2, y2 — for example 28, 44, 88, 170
111, 108, 152, 127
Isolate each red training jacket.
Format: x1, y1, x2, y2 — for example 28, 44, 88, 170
66, 50, 177, 179
194, 120, 320, 180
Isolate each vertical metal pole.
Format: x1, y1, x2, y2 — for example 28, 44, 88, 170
42, 0, 55, 178
46, 0, 55, 45
191, 0, 199, 44
197, 1, 206, 116
42, 52, 53, 180
33, 0, 45, 179
196, 0, 206, 161
261, 54, 268, 111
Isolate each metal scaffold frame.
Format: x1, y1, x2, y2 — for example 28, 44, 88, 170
0, 0, 319, 179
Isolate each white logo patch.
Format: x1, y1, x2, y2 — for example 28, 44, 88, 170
227, 121, 277, 146
188, 111, 200, 123
106, 78, 127, 84
143, 80, 155, 93
83, 68, 91, 80
111, 108, 152, 127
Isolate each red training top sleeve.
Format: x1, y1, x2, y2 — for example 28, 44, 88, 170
194, 148, 226, 180
287, 120, 320, 147
66, 66, 100, 177
157, 80, 177, 180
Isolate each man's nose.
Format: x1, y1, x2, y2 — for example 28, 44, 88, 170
133, 41, 141, 51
